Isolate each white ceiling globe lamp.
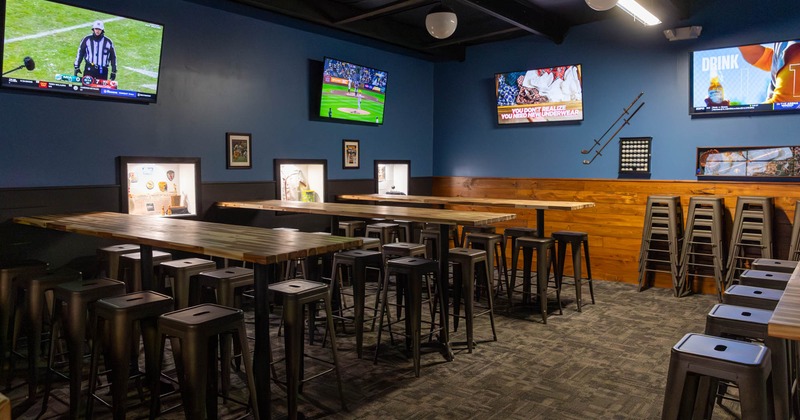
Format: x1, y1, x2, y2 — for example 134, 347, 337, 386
585, 0, 618, 11
425, 3, 458, 39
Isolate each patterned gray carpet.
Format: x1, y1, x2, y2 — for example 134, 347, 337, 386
6, 279, 743, 419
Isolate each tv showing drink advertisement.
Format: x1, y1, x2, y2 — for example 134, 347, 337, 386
1, 0, 165, 103
690, 40, 800, 115
495, 64, 583, 124
319, 57, 388, 125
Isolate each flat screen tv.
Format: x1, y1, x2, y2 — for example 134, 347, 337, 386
319, 57, 387, 125
690, 40, 800, 115
1, 0, 164, 103
495, 64, 583, 124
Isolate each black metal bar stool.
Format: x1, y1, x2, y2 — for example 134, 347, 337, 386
97, 244, 140, 279
419, 227, 442, 260
661, 333, 774, 419
752, 258, 798, 274
722, 284, 783, 310
725, 196, 774, 288
508, 236, 560, 323
374, 257, 442, 377
159, 258, 217, 309
118, 250, 173, 292
705, 303, 793, 420
465, 232, 509, 297
337, 220, 365, 237
459, 226, 496, 251
504, 226, 538, 279
448, 248, 497, 353
678, 196, 726, 299
381, 242, 430, 322
151, 303, 259, 420
11, 269, 80, 401
42, 277, 126, 419
328, 249, 383, 358
638, 195, 684, 293
86, 291, 174, 420
739, 269, 791, 290
552, 231, 594, 311
357, 236, 382, 251
270, 279, 345, 420
365, 222, 401, 245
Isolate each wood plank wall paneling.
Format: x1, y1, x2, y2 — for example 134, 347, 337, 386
434, 177, 800, 295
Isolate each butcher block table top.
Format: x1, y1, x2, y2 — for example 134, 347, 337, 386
769, 263, 800, 340
337, 193, 596, 211
216, 199, 517, 226
13, 211, 362, 265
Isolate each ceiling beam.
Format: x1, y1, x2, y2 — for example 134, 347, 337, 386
334, 0, 436, 25
457, 0, 568, 44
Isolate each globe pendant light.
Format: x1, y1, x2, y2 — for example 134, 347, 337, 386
585, 0, 618, 11
425, 3, 457, 39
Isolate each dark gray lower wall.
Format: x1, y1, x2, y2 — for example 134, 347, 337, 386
0, 177, 432, 267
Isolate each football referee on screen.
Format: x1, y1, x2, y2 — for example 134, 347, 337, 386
74, 20, 117, 81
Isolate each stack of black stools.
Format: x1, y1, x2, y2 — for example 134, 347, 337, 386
789, 200, 800, 261
678, 196, 726, 299
638, 196, 683, 293
724, 196, 773, 289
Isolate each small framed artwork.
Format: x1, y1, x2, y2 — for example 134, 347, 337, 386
343, 139, 360, 169
226, 132, 252, 169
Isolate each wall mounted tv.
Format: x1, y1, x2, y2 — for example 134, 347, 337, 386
495, 64, 583, 124
690, 40, 800, 116
1, 0, 165, 103
319, 57, 387, 125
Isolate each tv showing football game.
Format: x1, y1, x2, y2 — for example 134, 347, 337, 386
690, 40, 800, 115
495, 64, 583, 124
1, 0, 164, 103
319, 57, 387, 125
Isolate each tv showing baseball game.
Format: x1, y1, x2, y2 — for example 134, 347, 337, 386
495, 64, 583, 125
319, 57, 388, 125
690, 39, 800, 115
1, 0, 164, 103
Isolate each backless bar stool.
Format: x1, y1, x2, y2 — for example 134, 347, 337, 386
159, 258, 217, 309
725, 196, 774, 288
704, 303, 792, 420
151, 303, 259, 420
739, 269, 791, 290
722, 284, 782, 310
358, 237, 382, 251
465, 232, 509, 297
419, 227, 442, 261
552, 231, 594, 311
338, 220, 365, 237
504, 227, 538, 278
448, 248, 497, 353
638, 196, 683, 293
118, 251, 173, 292
86, 291, 174, 420
270, 279, 345, 420
365, 222, 401, 245
661, 333, 774, 420
752, 258, 798, 275
678, 196, 726, 299
42, 277, 126, 419
459, 226, 496, 252
508, 236, 559, 323
97, 244, 140, 279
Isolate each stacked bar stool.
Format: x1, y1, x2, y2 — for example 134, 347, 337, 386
739, 269, 791, 290
789, 200, 800, 261
118, 250, 173, 292
724, 196, 774, 289
150, 303, 259, 420
661, 333, 774, 419
41, 277, 126, 419
86, 291, 174, 419
704, 304, 793, 420
723, 284, 782, 310
0, 260, 48, 387
97, 244, 140, 279
374, 257, 443, 377
337, 219, 365, 237
365, 222, 401, 245
10, 268, 80, 401
328, 249, 383, 358
678, 196, 726, 299
195, 266, 255, 392
159, 257, 217, 309
638, 196, 683, 293
508, 236, 560, 323
270, 279, 345, 420
448, 248, 497, 353
465, 232, 509, 298
552, 231, 594, 311
752, 258, 798, 274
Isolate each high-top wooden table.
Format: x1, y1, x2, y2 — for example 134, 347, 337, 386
14, 212, 362, 419
216, 199, 517, 360
768, 262, 800, 340
338, 194, 596, 237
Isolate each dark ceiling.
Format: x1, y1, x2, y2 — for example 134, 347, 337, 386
229, 0, 693, 61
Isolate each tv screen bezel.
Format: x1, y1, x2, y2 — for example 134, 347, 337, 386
1, 0, 165, 104
318, 56, 388, 126
689, 38, 800, 117
494, 63, 584, 126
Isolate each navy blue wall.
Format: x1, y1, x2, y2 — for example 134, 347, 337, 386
0, 0, 433, 188
432, 0, 800, 180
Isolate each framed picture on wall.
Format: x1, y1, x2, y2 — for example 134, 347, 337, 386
226, 133, 252, 169
343, 139, 360, 169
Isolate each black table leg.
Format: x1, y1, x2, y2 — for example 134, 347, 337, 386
438, 223, 454, 361
536, 209, 545, 238
140, 244, 153, 290
254, 263, 275, 419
